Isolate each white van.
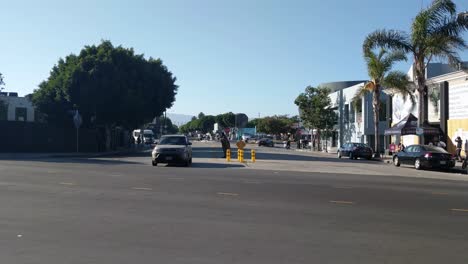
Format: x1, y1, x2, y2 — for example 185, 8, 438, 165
133, 129, 155, 144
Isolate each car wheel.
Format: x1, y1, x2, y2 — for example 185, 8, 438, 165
337, 151, 342, 159
152, 160, 157, 166
366, 156, 372, 160
349, 152, 353, 160
414, 158, 422, 170
393, 156, 400, 167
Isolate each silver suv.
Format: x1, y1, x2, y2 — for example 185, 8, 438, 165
152, 135, 192, 167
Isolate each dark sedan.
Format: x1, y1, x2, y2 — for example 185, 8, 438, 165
258, 138, 275, 147
337, 143, 373, 160
393, 144, 455, 170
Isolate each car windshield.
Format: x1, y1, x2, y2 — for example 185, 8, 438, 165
423, 145, 448, 153
159, 136, 187, 145
352, 143, 368, 148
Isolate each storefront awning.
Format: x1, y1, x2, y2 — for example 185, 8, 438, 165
384, 114, 440, 136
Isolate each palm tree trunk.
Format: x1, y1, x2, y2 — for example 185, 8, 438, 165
415, 60, 426, 144
373, 87, 381, 158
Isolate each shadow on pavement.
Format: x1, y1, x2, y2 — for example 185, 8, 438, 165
162, 162, 245, 169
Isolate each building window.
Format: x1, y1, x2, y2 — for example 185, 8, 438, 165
344, 104, 349, 123
0, 101, 7, 121
15, 107, 27, 121
379, 101, 387, 121
350, 104, 355, 123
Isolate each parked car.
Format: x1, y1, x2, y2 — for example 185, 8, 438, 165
258, 138, 274, 147
393, 144, 455, 170
242, 133, 252, 142
337, 142, 373, 160
152, 135, 192, 167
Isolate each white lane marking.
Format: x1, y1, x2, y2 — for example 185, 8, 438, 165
131, 187, 153, 191
330, 200, 355, 205
451, 208, 468, 212
243, 180, 261, 184
217, 192, 239, 196
17, 234, 22, 238
59, 182, 75, 186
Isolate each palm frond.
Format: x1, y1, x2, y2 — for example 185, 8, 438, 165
382, 50, 407, 72
382, 71, 416, 107
426, 0, 456, 21
363, 29, 412, 54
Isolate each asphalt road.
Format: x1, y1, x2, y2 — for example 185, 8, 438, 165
1, 144, 468, 264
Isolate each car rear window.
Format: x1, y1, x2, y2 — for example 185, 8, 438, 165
422, 145, 448, 153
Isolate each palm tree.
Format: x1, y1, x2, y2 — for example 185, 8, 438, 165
363, 0, 468, 142
353, 48, 415, 158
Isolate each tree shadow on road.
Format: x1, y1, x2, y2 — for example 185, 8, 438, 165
161, 162, 245, 169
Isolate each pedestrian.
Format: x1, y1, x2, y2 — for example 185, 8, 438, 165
220, 133, 231, 158
464, 139, 468, 160
455, 136, 463, 161
398, 142, 405, 152
437, 138, 447, 149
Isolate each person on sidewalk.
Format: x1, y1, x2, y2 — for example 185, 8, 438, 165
220, 133, 230, 158
437, 138, 447, 150
455, 136, 463, 161
464, 139, 468, 160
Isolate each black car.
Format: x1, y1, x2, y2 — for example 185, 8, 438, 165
337, 142, 373, 160
393, 144, 455, 170
258, 138, 274, 147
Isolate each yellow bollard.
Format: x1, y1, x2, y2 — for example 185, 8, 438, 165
251, 149, 256, 163
240, 149, 244, 163
237, 149, 240, 161
226, 149, 231, 162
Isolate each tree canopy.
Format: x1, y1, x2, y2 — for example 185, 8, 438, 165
295, 86, 337, 133
255, 115, 297, 135
32, 40, 178, 129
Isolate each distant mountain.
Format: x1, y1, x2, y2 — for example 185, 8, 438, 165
166, 113, 194, 126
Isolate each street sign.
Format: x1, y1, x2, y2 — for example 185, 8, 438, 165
73, 110, 82, 129
236, 140, 246, 150
416, 127, 423, 135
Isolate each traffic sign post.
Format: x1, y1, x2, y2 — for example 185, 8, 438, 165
73, 110, 82, 153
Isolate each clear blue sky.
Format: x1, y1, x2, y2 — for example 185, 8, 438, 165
1, 0, 467, 118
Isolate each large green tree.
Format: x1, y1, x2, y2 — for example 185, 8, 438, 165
215, 112, 235, 128
32, 41, 178, 130
256, 115, 296, 135
353, 48, 415, 157
295, 86, 337, 150
363, 0, 468, 141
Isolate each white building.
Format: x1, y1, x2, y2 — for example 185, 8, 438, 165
391, 63, 465, 146
0, 92, 35, 122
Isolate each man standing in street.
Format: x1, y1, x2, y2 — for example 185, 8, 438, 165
455, 136, 463, 161
220, 133, 231, 158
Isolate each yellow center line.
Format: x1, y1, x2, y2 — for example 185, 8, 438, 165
217, 192, 239, 196
131, 187, 153, 191
59, 182, 75, 186
451, 208, 468, 212
330, 200, 355, 205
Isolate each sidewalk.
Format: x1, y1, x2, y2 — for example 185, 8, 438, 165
0, 148, 141, 160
